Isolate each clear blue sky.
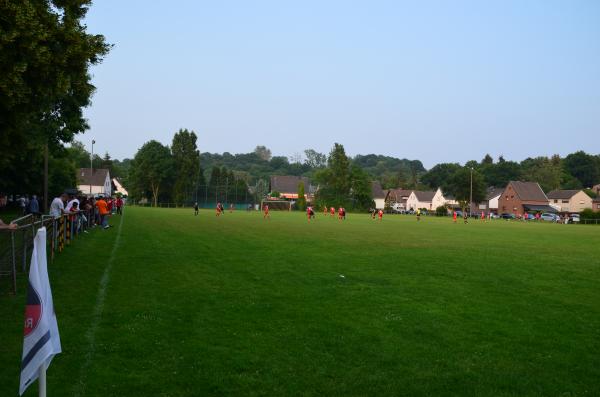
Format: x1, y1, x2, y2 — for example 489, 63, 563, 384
83, 0, 600, 168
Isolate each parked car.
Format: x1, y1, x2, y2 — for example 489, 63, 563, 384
490, 213, 500, 219
569, 214, 580, 223
540, 213, 559, 222
500, 213, 515, 219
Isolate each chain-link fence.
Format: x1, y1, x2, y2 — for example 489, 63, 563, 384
0, 209, 97, 295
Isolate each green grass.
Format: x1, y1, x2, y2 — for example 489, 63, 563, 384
1, 207, 600, 396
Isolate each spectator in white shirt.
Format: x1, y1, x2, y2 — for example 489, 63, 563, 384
65, 195, 80, 212
49, 193, 68, 217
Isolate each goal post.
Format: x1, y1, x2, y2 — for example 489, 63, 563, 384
260, 200, 292, 211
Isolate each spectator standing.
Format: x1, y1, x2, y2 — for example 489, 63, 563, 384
65, 194, 80, 212
116, 197, 124, 215
28, 195, 40, 216
95, 196, 110, 229
18, 195, 27, 215
49, 193, 68, 218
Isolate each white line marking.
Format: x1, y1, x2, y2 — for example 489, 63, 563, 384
74, 214, 125, 397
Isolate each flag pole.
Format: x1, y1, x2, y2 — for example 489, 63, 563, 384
38, 366, 46, 397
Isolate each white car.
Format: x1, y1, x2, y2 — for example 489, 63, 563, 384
540, 213, 559, 222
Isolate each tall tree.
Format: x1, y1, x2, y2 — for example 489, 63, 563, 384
296, 182, 306, 211
254, 145, 272, 161
129, 141, 173, 207
304, 149, 327, 168
171, 129, 200, 205
0, 0, 110, 195
315, 143, 353, 207
421, 163, 461, 191
446, 167, 486, 209
349, 165, 374, 210
563, 151, 599, 188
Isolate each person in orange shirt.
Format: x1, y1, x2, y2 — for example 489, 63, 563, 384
95, 196, 110, 229
263, 204, 270, 220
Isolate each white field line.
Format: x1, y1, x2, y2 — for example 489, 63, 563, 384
73, 214, 125, 397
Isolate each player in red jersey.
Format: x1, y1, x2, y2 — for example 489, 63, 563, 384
453, 210, 457, 223
342, 207, 346, 220
263, 204, 270, 220
481, 211, 485, 222
378, 209, 383, 221
216, 202, 222, 217
338, 207, 344, 221
330, 207, 335, 217
307, 206, 315, 222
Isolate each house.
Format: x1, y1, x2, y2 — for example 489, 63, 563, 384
498, 181, 554, 215
480, 187, 504, 213
431, 188, 449, 210
77, 168, 112, 196
269, 176, 312, 200
546, 190, 592, 213
593, 198, 600, 211
406, 190, 436, 211
112, 178, 129, 197
372, 181, 386, 210
385, 188, 413, 210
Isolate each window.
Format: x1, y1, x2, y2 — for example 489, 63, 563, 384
554, 199, 558, 203
562, 200, 568, 204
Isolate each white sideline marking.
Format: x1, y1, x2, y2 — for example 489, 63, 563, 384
74, 214, 125, 397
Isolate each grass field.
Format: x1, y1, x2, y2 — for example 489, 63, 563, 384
1, 207, 599, 396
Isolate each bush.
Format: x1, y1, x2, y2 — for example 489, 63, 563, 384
580, 208, 600, 220
435, 205, 448, 217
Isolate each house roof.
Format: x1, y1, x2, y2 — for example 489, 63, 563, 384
509, 181, 548, 201
270, 176, 310, 194
523, 204, 557, 213
413, 190, 435, 202
371, 181, 386, 199
486, 187, 504, 200
546, 190, 581, 200
386, 189, 413, 202
77, 168, 110, 187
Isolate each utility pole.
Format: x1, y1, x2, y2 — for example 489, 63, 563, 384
469, 167, 473, 215
90, 139, 95, 196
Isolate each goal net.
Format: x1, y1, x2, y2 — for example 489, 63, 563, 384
260, 200, 292, 211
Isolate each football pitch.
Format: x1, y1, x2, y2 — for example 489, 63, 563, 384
1, 207, 599, 396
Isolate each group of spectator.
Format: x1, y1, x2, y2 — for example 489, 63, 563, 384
0, 191, 124, 232
50, 192, 124, 230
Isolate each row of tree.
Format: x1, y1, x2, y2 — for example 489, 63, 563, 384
420, 151, 600, 203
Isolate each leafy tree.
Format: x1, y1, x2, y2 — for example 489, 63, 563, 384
296, 182, 306, 211
254, 145, 272, 161
171, 129, 200, 205
421, 163, 461, 191
304, 149, 327, 168
481, 154, 494, 165
349, 165, 374, 210
446, 167, 486, 210
563, 151, 599, 188
315, 143, 358, 208
0, 0, 110, 194
208, 166, 221, 202
520, 156, 562, 192
129, 141, 174, 206
481, 159, 521, 188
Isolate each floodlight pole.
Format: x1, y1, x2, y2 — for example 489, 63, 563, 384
90, 139, 95, 196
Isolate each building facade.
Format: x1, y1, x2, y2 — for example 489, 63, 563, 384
547, 190, 592, 213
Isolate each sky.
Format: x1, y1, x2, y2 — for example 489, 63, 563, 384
83, 1, 600, 168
